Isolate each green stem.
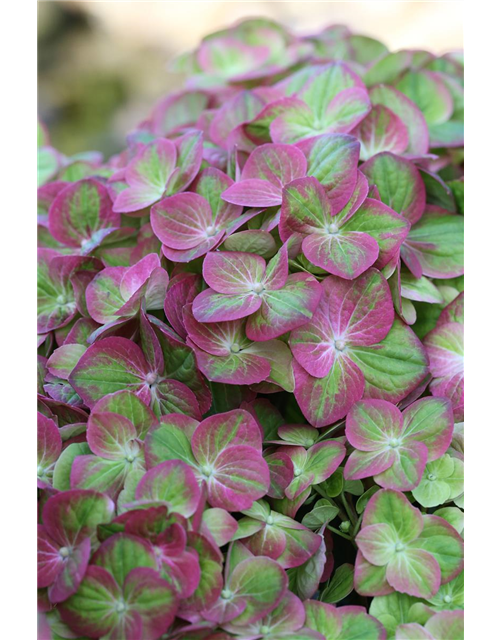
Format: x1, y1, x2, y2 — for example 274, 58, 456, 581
313, 484, 330, 500
318, 420, 346, 441
313, 485, 349, 522
352, 515, 363, 538
341, 491, 357, 526
326, 525, 353, 541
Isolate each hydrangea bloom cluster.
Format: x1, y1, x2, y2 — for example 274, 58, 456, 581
38, 18, 464, 640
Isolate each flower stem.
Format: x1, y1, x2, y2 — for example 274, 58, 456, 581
341, 491, 357, 526
326, 525, 353, 541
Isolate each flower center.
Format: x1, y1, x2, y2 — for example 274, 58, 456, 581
328, 222, 339, 235
395, 542, 405, 552
294, 468, 303, 477
115, 599, 127, 614
427, 473, 436, 481
266, 515, 274, 526
230, 343, 241, 353
260, 625, 271, 634
201, 464, 213, 479
334, 339, 346, 351
444, 595, 452, 603
145, 372, 158, 386
56, 294, 67, 305
59, 546, 70, 558
206, 225, 217, 237
125, 454, 136, 463
252, 282, 265, 295
221, 589, 232, 600
388, 438, 400, 448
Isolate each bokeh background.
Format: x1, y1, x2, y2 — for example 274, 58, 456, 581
38, 1, 463, 158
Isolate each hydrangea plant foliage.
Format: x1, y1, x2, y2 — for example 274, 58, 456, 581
38, 17, 464, 640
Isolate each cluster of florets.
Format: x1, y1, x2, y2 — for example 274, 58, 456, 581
38, 17, 464, 640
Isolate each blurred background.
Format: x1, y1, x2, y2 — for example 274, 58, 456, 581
38, 1, 463, 158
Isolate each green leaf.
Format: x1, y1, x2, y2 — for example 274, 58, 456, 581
207, 381, 252, 414
344, 479, 365, 496
247, 398, 284, 441
302, 499, 340, 529
320, 563, 355, 604
356, 487, 380, 515
320, 469, 344, 497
